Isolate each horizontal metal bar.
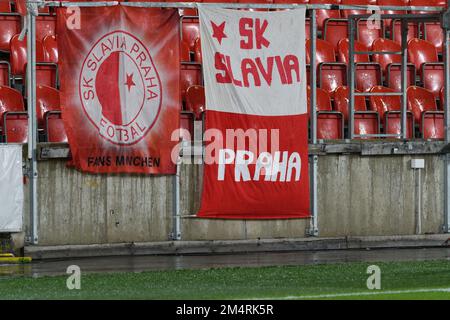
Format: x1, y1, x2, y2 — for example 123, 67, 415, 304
41, 1, 445, 12
355, 51, 402, 55
354, 92, 404, 96
354, 134, 402, 137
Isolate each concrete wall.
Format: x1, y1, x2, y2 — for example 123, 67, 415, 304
31, 153, 445, 245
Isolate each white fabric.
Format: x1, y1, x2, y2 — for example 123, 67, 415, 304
0, 145, 23, 232
199, 6, 307, 116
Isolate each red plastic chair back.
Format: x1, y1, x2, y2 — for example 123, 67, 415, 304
422, 64, 444, 98
36, 15, 56, 42
0, 85, 24, 128
407, 86, 438, 124
407, 38, 438, 72
43, 35, 58, 63
0, 15, 21, 52
186, 85, 205, 120
368, 86, 401, 119
181, 64, 202, 103
334, 86, 367, 122
193, 37, 202, 63
3, 113, 28, 143
323, 19, 348, 51
46, 112, 68, 143
182, 18, 200, 51
36, 85, 60, 128
337, 38, 370, 63
0, 63, 9, 86
10, 35, 46, 76
309, 0, 341, 30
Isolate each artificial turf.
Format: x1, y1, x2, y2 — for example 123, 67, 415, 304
1, 259, 450, 299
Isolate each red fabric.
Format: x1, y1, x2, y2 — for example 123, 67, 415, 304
197, 111, 310, 219
57, 6, 180, 174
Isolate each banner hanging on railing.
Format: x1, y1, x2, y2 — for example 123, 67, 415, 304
57, 6, 180, 174
197, 6, 310, 219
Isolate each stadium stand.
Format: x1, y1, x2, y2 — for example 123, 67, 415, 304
0, 0, 447, 144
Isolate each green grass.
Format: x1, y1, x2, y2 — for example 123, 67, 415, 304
2, 259, 450, 299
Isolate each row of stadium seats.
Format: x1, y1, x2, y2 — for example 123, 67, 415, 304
181, 84, 445, 140
0, 0, 446, 143
0, 84, 66, 143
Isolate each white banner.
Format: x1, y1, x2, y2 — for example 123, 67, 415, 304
0, 145, 23, 232
199, 6, 307, 116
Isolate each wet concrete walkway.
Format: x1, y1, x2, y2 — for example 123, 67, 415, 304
1, 247, 450, 277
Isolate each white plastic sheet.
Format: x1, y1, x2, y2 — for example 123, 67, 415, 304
0, 145, 23, 232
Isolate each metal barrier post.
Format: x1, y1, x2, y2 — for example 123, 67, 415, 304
401, 19, 408, 139
348, 17, 356, 139
309, 10, 318, 236
444, 28, 450, 232
26, 2, 38, 244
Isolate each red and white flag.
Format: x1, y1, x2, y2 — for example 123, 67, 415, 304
57, 6, 180, 174
197, 7, 310, 219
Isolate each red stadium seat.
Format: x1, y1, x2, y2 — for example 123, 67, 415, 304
0, 85, 24, 128
181, 63, 202, 104
186, 85, 205, 120
323, 19, 348, 51
440, 87, 445, 108
407, 86, 443, 139
377, 0, 407, 29
422, 63, 444, 98
391, 20, 419, 46
305, 18, 311, 40
337, 38, 381, 92
36, 85, 60, 129
423, 22, 444, 54
180, 111, 194, 142
45, 111, 67, 143
10, 34, 47, 77
334, 72, 379, 140
372, 38, 415, 91
357, 19, 383, 48
36, 14, 56, 42
333, 86, 368, 123
193, 37, 202, 63
369, 85, 414, 138
0, 61, 10, 86
307, 86, 344, 139
407, 38, 440, 80
306, 39, 346, 95
309, 0, 341, 31
0, 85, 27, 143
42, 35, 58, 63
181, 17, 200, 51
181, 39, 191, 62
3, 113, 28, 143
0, 14, 20, 52
354, 112, 379, 139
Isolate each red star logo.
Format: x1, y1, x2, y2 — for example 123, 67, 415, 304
124, 73, 136, 92
211, 21, 227, 45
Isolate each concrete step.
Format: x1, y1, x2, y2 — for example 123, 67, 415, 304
25, 234, 450, 260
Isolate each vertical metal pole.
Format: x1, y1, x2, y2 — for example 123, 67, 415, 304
27, 8, 38, 244
400, 19, 408, 139
444, 29, 450, 232
173, 151, 181, 241
309, 10, 318, 236
348, 17, 355, 139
